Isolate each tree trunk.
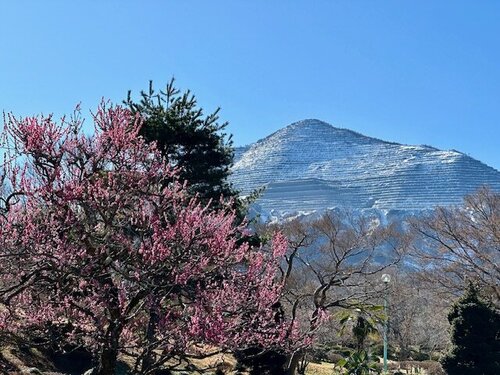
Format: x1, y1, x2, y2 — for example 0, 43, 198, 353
285, 349, 304, 375
140, 297, 160, 374
95, 272, 122, 375
94, 319, 122, 375
95, 346, 119, 375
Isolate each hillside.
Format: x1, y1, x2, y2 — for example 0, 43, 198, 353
230, 119, 500, 219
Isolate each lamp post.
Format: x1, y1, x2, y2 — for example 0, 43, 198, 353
381, 273, 391, 374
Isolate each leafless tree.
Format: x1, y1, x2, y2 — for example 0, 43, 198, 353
387, 272, 449, 360
409, 187, 500, 307
258, 209, 408, 374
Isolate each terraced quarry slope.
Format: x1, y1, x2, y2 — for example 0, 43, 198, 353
230, 119, 500, 218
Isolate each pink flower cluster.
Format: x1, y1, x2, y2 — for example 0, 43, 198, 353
0, 103, 297, 366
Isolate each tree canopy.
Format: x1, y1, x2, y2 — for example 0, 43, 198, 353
0, 103, 292, 375
125, 79, 238, 206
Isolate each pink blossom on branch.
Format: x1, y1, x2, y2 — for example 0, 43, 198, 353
0, 103, 297, 374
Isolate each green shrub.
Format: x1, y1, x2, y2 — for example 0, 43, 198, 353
441, 283, 500, 375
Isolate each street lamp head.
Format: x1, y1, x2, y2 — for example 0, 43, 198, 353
381, 274, 391, 284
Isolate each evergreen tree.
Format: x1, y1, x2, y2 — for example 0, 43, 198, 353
125, 79, 238, 206
441, 283, 500, 375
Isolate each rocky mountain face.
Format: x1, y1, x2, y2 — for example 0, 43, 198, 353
230, 119, 500, 221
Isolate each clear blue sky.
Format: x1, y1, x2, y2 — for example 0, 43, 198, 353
1, 1, 499, 169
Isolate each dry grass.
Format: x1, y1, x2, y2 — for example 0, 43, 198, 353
305, 361, 337, 375
174, 358, 339, 374
0, 340, 443, 375
182, 352, 238, 374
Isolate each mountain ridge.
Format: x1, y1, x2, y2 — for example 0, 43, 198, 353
236, 119, 448, 156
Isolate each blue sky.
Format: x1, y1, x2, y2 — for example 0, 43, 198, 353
1, 1, 499, 169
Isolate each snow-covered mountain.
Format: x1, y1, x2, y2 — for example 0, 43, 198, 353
230, 119, 500, 220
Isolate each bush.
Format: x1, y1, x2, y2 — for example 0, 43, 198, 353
409, 349, 429, 361
234, 348, 288, 375
371, 343, 397, 360
390, 360, 445, 375
308, 343, 347, 363
325, 351, 345, 364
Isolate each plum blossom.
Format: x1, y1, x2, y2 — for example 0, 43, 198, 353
0, 102, 297, 375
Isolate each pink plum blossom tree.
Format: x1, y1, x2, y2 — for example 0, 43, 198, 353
0, 103, 293, 374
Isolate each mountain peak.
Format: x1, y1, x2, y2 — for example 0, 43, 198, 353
287, 119, 359, 134
287, 118, 334, 129
259, 119, 394, 150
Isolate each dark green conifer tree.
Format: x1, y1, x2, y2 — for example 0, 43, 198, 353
125, 79, 238, 206
441, 283, 500, 375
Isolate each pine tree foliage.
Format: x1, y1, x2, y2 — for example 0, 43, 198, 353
441, 283, 500, 375
125, 79, 237, 205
